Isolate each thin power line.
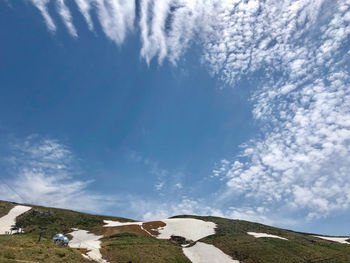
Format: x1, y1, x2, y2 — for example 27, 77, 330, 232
0, 176, 28, 204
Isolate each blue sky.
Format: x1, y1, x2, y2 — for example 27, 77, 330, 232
1, 0, 350, 235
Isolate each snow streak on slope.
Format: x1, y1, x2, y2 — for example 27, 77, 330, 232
103, 220, 142, 227
313, 235, 350, 244
68, 229, 108, 263
247, 232, 288, 240
0, 205, 32, 235
183, 242, 239, 263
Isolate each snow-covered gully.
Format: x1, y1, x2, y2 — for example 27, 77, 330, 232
0, 205, 32, 235
183, 242, 239, 263
68, 229, 109, 263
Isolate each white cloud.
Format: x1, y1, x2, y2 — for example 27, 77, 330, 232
201, 0, 326, 84
25, 0, 346, 74
149, 161, 168, 191
154, 181, 164, 191
56, 0, 77, 37
30, 0, 56, 32
25, 0, 216, 63
139, 0, 215, 64
93, 0, 135, 45
74, 0, 94, 31
139, 198, 222, 221
133, 198, 280, 226
128, 151, 185, 194
213, 0, 350, 220
139, 0, 171, 64
0, 135, 116, 213
128, 151, 168, 191
29, 0, 135, 44
175, 183, 182, 189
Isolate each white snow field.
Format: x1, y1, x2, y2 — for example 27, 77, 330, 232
157, 218, 216, 241
183, 242, 240, 263
68, 229, 109, 263
0, 205, 32, 235
104, 218, 216, 241
247, 232, 288, 240
313, 236, 350, 244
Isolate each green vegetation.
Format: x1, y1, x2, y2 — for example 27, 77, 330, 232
0, 233, 89, 263
16, 206, 102, 238
102, 232, 191, 263
13, 202, 129, 238
0, 200, 15, 217
173, 215, 350, 263
0, 200, 189, 262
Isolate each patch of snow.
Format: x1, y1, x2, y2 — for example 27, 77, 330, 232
103, 220, 142, 227
0, 205, 32, 235
247, 232, 288, 240
103, 218, 216, 241
139, 224, 154, 236
68, 229, 108, 263
157, 218, 216, 242
183, 242, 240, 263
313, 235, 350, 244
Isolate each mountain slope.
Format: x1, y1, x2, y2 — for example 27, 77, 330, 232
173, 215, 350, 263
0, 200, 350, 263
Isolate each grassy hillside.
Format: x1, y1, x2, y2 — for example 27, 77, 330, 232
0, 232, 90, 263
173, 215, 350, 263
14, 203, 129, 238
1, 200, 350, 263
102, 233, 191, 263
0, 201, 15, 217
0, 201, 190, 263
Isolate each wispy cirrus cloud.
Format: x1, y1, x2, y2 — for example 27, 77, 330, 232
0, 135, 116, 213
93, 0, 135, 45
138, 0, 212, 64
30, 0, 135, 44
74, 0, 94, 30
128, 151, 184, 193
30, 0, 56, 32
56, 0, 77, 38
28, 0, 214, 63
